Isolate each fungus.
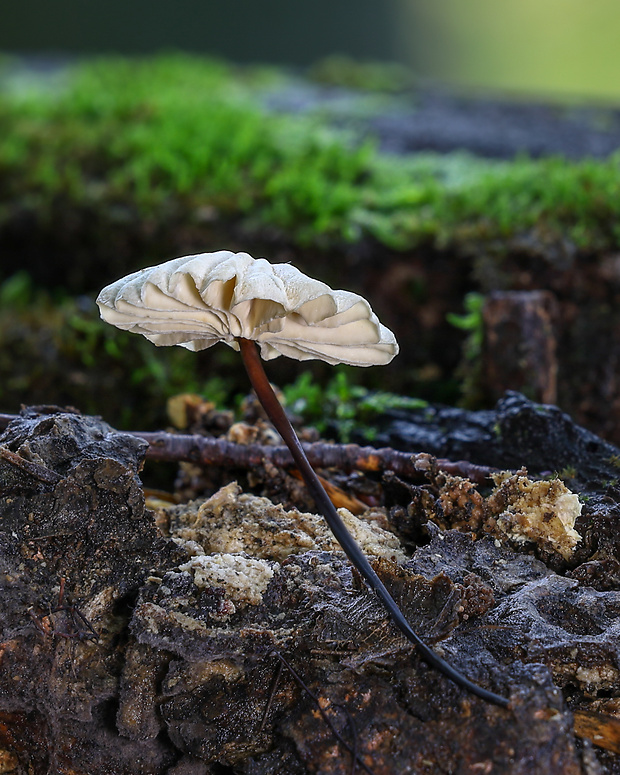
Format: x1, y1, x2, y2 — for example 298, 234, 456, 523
489, 471, 582, 561
97, 250, 509, 707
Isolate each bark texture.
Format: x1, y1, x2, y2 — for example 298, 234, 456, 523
0, 404, 619, 773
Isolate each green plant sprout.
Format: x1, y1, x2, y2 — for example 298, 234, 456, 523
284, 369, 427, 441
446, 292, 485, 362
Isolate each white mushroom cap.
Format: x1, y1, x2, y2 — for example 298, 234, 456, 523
96, 251, 399, 366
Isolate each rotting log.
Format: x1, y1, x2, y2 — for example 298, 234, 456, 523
0, 410, 584, 773
2, 406, 620, 772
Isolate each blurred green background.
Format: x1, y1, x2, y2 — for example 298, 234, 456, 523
400, 0, 620, 100
3, 0, 620, 100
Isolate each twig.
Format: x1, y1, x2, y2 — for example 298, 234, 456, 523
136, 433, 496, 485
29, 577, 99, 642
0, 412, 496, 484
258, 659, 284, 736
0, 447, 62, 486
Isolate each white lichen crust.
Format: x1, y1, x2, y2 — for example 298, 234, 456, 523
179, 553, 278, 608
96, 251, 398, 365
168, 482, 406, 564
490, 472, 582, 560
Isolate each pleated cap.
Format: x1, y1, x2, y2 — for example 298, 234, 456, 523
96, 251, 399, 366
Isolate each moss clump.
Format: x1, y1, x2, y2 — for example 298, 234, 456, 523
0, 55, 375, 257
2, 53, 620, 279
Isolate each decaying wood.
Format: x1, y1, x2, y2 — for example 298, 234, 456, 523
140, 430, 499, 484
482, 290, 559, 405
0, 447, 62, 486
2, 403, 620, 773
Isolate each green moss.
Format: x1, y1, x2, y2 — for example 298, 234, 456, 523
446, 292, 485, 361
0, 55, 374, 250
2, 54, 620, 263
550, 466, 578, 481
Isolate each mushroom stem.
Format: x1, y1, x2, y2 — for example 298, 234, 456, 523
238, 337, 509, 708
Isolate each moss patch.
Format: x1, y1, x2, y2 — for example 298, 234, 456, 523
2, 53, 620, 286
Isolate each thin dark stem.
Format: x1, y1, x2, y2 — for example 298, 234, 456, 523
258, 659, 283, 735
238, 338, 510, 709
272, 650, 374, 775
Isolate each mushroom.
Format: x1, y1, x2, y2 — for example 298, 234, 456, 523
95, 250, 398, 365
97, 250, 508, 708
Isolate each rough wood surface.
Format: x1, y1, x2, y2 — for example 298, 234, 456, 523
1, 401, 619, 773
482, 290, 559, 405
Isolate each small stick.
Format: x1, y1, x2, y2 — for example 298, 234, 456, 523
139, 432, 495, 484
272, 650, 375, 775
258, 659, 284, 735
0, 447, 62, 486
0, 414, 497, 485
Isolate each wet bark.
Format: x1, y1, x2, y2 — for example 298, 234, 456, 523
1, 403, 619, 773
482, 290, 559, 405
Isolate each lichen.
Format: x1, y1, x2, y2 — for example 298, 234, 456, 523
179, 553, 278, 608
166, 481, 406, 564
488, 471, 582, 560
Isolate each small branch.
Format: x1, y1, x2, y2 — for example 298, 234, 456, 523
0, 412, 497, 484
0, 447, 63, 486
136, 433, 497, 484
271, 650, 376, 775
